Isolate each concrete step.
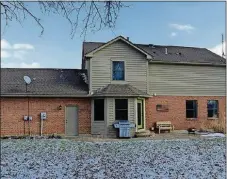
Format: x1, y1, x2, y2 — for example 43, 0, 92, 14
135, 130, 155, 138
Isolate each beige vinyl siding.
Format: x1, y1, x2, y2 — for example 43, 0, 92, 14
128, 98, 136, 136
106, 97, 136, 137
149, 64, 226, 96
106, 98, 115, 137
85, 60, 90, 85
91, 122, 106, 135
91, 40, 148, 93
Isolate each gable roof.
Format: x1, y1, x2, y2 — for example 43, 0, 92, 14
83, 36, 226, 66
1, 68, 89, 97
137, 44, 226, 66
84, 36, 153, 60
92, 84, 149, 97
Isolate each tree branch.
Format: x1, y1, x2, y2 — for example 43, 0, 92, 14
1, 1, 127, 38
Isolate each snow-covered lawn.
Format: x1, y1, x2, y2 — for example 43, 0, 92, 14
1, 138, 226, 179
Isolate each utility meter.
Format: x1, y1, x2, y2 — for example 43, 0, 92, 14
40, 112, 47, 120
24, 116, 28, 121
28, 116, 32, 121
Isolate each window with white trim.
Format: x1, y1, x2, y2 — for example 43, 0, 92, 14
112, 61, 125, 80
115, 99, 128, 120
207, 100, 218, 118
186, 100, 197, 118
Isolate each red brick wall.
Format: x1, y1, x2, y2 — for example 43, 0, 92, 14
146, 96, 226, 130
0, 98, 91, 136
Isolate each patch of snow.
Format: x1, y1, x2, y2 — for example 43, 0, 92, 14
201, 133, 225, 137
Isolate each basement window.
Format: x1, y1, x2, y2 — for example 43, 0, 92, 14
94, 99, 104, 121
115, 99, 128, 120
207, 100, 218, 118
186, 100, 197, 118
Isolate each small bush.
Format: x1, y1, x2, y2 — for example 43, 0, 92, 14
1, 136, 9, 139
212, 124, 226, 134
199, 118, 226, 133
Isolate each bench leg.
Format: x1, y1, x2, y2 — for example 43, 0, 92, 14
159, 127, 160, 134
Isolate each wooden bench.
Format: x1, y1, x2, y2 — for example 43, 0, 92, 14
156, 121, 174, 134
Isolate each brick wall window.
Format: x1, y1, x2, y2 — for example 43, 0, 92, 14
115, 99, 128, 120
94, 99, 104, 121
207, 100, 218, 118
112, 61, 125, 80
186, 100, 197, 118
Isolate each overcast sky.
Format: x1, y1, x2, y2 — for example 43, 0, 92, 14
1, 1, 226, 69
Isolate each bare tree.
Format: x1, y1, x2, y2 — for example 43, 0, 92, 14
1, 1, 126, 38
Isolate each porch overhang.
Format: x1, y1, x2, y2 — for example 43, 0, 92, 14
91, 84, 150, 98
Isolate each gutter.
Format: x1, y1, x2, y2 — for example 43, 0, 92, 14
149, 60, 226, 67
1, 94, 91, 98
1, 94, 152, 98
91, 94, 151, 98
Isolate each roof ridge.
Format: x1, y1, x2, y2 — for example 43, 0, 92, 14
83, 41, 206, 49
132, 43, 207, 49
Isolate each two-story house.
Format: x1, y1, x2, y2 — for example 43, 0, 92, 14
1, 36, 226, 137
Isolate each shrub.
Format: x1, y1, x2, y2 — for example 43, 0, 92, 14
212, 122, 226, 134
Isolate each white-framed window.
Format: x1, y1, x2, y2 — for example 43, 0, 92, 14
207, 100, 218, 118
115, 99, 128, 120
112, 61, 125, 81
186, 100, 198, 118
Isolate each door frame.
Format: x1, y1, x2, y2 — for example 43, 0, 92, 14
136, 98, 146, 131
65, 105, 79, 136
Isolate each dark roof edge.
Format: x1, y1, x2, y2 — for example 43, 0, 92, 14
149, 61, 226, 67
0, 68, 87, 71
91, 94, 151, 98
1, 94, 90, 98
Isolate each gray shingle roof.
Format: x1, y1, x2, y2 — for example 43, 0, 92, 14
1, 68, 89, 97
83, 40, 226, 65
92, 84, 149, 97
83, 42, 104, 55
137, 44, 226, 65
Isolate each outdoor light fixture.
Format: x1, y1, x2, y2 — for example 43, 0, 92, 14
58, 105, 62, 110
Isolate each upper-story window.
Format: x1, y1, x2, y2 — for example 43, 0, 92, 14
112, 61, 125, 81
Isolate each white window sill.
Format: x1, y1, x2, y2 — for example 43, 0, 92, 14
111, 81, 127, 84
207, 118, 219, 120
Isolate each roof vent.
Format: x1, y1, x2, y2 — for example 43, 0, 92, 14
126, 37, 129, 41
165, 48, 168, 54
149, 44, 155, 48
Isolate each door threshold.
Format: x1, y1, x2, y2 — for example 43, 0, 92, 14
137, 129, 146, 132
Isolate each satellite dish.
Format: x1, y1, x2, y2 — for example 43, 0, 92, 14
23, 76, 32, 85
